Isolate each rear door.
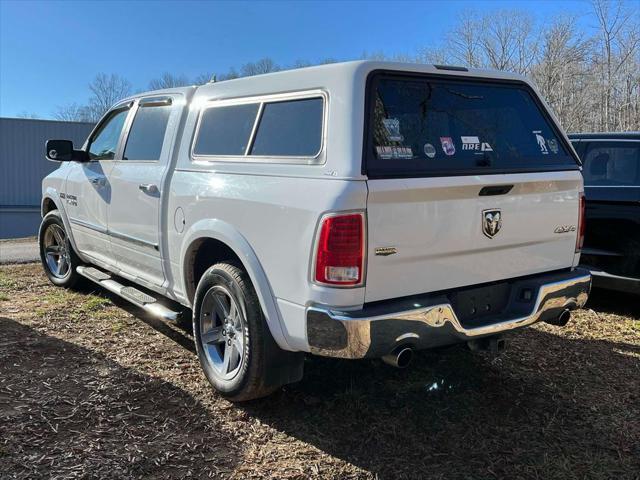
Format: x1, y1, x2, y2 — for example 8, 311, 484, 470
364, 73, 582, 302
106, 95, 178, 287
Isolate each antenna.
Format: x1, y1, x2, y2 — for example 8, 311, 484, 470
208, 74, 217, 84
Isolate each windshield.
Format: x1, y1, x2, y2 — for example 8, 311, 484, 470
364, 73, 577, 177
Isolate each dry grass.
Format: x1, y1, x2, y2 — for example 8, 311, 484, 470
0, 263, 638, 479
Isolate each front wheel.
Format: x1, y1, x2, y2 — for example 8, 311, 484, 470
38, 210, 83, 288
193, 262, 298, 401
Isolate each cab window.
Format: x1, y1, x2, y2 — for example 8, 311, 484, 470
87, 108, 129, 160
123, 102, 172, 161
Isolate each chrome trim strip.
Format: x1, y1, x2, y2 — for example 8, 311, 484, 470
69, 218, 108, 234
307, 272, 591, 358
109, 229, 159, 250
69, 218, 158, 250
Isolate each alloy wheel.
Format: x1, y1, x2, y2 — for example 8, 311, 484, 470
199, 285, 246, 380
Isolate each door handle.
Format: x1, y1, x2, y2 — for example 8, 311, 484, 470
479, 185, 514, 196
139, 183, 159, 195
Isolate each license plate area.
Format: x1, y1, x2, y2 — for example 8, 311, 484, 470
449, 282, 512, 327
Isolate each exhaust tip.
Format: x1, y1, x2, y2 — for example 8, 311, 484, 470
558, 309, 571, 326
382, 346, 414, 369
545, 308, 572, 327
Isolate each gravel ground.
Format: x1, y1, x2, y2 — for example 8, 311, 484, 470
0, 263, 639, 479
0, 237, 39, 264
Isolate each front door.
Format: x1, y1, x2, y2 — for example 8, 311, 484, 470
64, 106, 131, 266
106, 96, 177, 287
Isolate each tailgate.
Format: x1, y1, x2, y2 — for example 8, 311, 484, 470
362, 71, 582, 303
365, 172, 581, 302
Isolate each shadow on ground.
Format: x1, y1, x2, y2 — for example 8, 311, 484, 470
3, 267, 639, 479
240, 328, 639, 479
115, 286, 640, 479
586, 287, 640, 318
0, 317, 238, 479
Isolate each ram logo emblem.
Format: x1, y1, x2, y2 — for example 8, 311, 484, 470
482, 209, 502, 238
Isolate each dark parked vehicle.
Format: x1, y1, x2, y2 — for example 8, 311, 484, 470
569, 132, 640, 294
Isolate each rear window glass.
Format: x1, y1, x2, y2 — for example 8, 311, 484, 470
194, 103, 259, 156
365, 74, 577, 177
580, 141, 640, 186
250, 98, 323, 156
123, 104, 171, 161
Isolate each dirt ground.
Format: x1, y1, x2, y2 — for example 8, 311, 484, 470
0, 263, 638, 479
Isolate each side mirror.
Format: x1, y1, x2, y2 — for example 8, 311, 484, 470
45, 139, 89, 162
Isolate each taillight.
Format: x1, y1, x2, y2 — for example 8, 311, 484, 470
314, 212, 365, 286
576, 192, 586, 252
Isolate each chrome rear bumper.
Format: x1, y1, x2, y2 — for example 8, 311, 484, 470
306, 269, 591, 359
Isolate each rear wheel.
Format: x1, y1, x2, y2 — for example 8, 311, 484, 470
193, 262, 296, 401
39, 210, 83, 288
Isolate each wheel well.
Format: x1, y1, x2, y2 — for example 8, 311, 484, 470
42, 197, 57, 216
185, 238, 243, 303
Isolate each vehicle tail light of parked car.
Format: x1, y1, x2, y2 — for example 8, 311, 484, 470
576, 191, 586, 252
314, 212, 365, 286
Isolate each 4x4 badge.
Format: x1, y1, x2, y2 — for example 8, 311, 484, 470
482, 209, 502, 238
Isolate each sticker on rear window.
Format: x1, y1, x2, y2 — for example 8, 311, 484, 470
533, 131, 549, 155
440, 137, 456, 156
461, 136, 493, 153
382, 118, 403, 142
548, 138, 559, 154
376, 146, 413, 160
423, 143, 436, 158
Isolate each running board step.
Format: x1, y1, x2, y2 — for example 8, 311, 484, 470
77, 265, 182, 322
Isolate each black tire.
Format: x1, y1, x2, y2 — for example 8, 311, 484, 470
193, 262, 290, 401
38, 210, 83, 288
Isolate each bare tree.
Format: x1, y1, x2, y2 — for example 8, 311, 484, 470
445, 13, 484, 67
417, 2, 638, 132
531, 16, 592, 131
592, 0, 640, 130
148, 72, 190, 90
240, 57, 280, 77
53, 103, 92, 122
218, 68, 240, 81
85, 73, 132, 122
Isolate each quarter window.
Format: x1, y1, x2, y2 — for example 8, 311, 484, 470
250, 98, 323, 156
192, 95, 324, 160
88, 108, 129, 160
123, 103, 172, 161
193, 103, 259, 156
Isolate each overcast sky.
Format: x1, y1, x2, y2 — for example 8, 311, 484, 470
0, 0, 592, 119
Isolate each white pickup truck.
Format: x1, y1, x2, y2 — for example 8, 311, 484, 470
40, 61, 591, 400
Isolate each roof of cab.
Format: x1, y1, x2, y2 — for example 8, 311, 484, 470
127, 61, 533, 103
193, 60, 530, 95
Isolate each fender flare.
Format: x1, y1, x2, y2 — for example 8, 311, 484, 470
41, 190, 89, 264
180, 218, 293, 351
